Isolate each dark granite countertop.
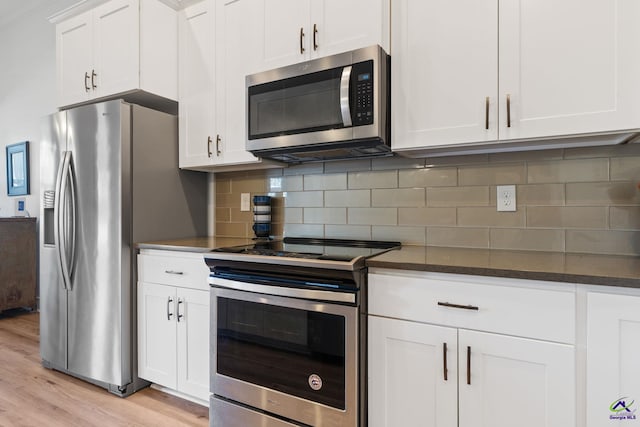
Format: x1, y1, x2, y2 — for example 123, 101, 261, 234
0, 217, 36, 221
367, 246, 640, 288
136, 236, 253, 253
137, 238, 640, 288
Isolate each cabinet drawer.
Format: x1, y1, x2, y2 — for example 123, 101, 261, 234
369, 271, 575, 344
138, 252, 209, 291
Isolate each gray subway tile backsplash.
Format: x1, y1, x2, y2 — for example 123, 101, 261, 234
215, 145, 640, 255
348, 170, 398, 189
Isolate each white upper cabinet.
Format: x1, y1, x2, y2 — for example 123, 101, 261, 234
178, 0, 216, 169
392, 0, 498, 150
55, 0, 177, 108
214, 0, 265, 167
261, 0, 390, 71
392, 0, 640, 154
261, 0, 311, 70
57, 11, 94, 105
92, 0, 140, 99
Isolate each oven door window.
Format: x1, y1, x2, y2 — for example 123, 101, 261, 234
217, 297, 346, 410
248, 67, 345, 140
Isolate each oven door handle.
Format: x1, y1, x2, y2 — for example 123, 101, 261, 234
210, 276, 356, 304
340, 65, 353, 127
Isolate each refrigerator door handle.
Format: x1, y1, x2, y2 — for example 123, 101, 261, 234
53, 151, 68, 290
66, 155, 78, 290
56, 151, 73, 291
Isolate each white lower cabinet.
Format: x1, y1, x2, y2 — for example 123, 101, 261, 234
137, 251, 210, 403
368, 317, 457, 427
458, 330, 574, 427
586, 291, 640, 426
368, 270, 576, 427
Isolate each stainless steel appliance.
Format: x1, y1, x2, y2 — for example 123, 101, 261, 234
246, 45, 390, 163
39, 100, 207, 396
205, 238, 400, 427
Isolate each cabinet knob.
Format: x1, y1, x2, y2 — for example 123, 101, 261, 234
84, 72, 90, 92
91, 69, 97, 90
216, 134, 222, 156
207, 136, 213, 158
299, 27, 305, 54
506, 93, 511, 128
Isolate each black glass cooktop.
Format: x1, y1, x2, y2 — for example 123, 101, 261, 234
211, 237, 401, 262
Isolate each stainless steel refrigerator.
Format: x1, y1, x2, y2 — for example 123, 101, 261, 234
39, 99, 207, 396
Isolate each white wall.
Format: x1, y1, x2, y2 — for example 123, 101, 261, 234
0, 0, 77, 217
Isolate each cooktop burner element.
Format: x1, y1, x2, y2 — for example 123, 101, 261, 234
208, 237, 401, 270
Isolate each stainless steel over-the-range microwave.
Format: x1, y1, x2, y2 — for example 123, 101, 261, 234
246, 45, 390, 163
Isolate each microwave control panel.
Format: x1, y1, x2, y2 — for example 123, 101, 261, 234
353, 60, 374, 126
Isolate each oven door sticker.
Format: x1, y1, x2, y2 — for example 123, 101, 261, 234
610, 397, 637, 420
308, 374, 323, 391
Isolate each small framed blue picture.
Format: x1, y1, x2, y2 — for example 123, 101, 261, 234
6, 141, 29, 196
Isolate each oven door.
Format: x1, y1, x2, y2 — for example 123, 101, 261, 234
211, 284, 358, 427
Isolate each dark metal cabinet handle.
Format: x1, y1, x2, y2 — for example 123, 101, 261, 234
313, 23, 318, 50
216, 134, 222, 156
467, 346, 472, 385
91, 69, 97, 89
177, 298, 184, 322
167, 296, 174, 320
299, 27, 305, 54
485, 96, 490, 130
164, 270, 183, 275
84, 72, 90, 92
506, 94, 511, 128
207, 136, 213, 158
443, 342, 448, 381
437, 301, 479, 311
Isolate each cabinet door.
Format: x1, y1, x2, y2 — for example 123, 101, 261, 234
311, 0, 389, 58
587, 292, 640, 426
368, 316, 457, 427
215, 0, 264, 166
261, 0, 311, 70
176, 288, 210, 401
138, 282, 177, 389
459, 330, 575, 427
93, 0, 140, 99
499, 0, 640, 140
178, 0, 216, 169
56, 11, 94, 106
391, 0, 498, 152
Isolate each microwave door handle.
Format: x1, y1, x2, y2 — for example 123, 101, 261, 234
340, 65, 353, 127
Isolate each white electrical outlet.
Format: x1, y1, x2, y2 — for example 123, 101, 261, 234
240, 193, 251, 211
497, 185, 516, 212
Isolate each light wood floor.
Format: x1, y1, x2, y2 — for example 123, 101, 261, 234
0, 311, 208, 427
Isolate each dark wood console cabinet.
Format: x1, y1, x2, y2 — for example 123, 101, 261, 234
0, 218, 36, 311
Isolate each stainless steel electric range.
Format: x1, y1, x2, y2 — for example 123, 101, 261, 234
204, 237, 400, 427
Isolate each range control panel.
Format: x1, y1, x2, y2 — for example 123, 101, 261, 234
352, 60, 374, 126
